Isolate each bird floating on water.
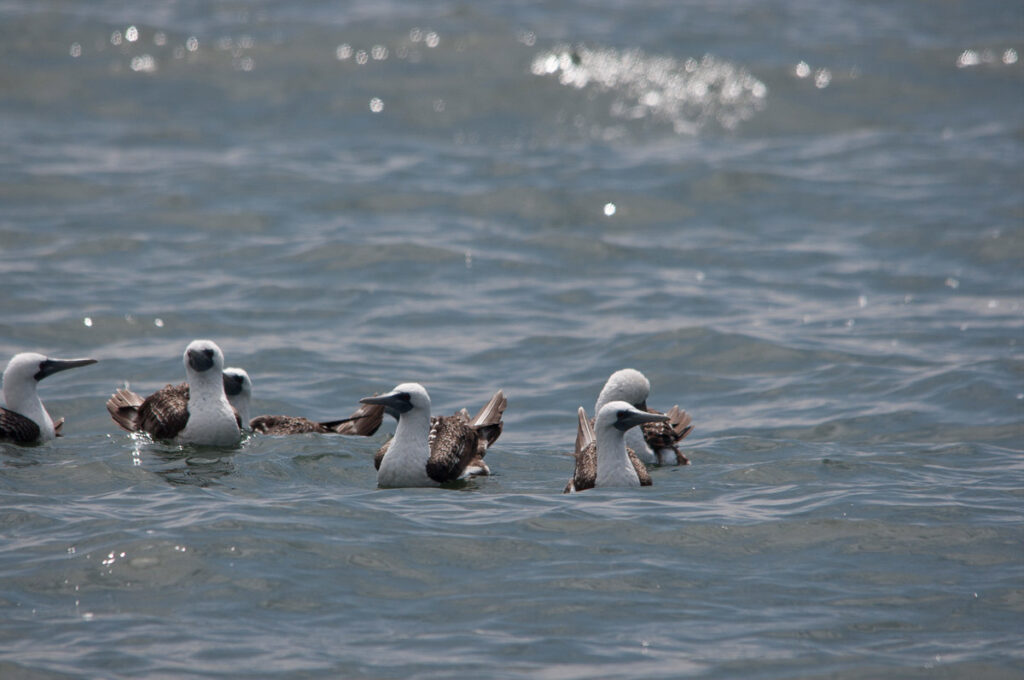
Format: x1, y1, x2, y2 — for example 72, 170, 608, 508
359, 383, 506, 487
564, 401, 668, 493
0, 352, 97, 444
106, 339, 241, 447
595, 368, 693, 465
222, 367, 384, 436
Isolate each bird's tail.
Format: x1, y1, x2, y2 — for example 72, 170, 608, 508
469, 389, 507, 449
322, 401, 385, 436
106, 388, 144, 432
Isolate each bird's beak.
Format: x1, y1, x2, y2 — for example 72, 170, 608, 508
35, 357, 98, 381
187, 348, 215, 372
359, 390, 412, 419
614, 408, 669, 432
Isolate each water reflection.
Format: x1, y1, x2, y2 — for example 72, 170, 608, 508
128, 434, 242, 487
531, 44, 767, 133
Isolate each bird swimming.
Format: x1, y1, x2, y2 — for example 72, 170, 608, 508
0, 352, 97, 444
222, 367, 384, 436
106, 339, 241, 447
564, 401, 668, 493
359, 383, 506, 488
595, 368, 693, 465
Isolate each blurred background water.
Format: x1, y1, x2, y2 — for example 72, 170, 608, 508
1, 1, 1022, 678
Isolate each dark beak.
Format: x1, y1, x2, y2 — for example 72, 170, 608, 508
359, 390, 413, 419
223, 373, 244, 397
35, 357, 97, 381
187, 348, 216, 372
614, 408, 669, 432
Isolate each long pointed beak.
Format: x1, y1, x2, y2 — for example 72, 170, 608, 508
35, 357, 98, 381
615, 408, 669, 431
359, 390, 412, 418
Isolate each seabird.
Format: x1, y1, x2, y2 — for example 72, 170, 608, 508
564, 401, 668, 493
595, 368, 693, 465
106, 339, 241, 447
359, 383, 506, 488
0, 353, 97, 444
222, 367, 384, 436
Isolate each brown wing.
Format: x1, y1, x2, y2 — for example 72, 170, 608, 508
137, 383, 191, 440
53, 417, 65, 437
566, 440, 597, 493
468, 390, 507, 451
424, 415, 479, 483
642, 405, 693, 465
250, 415, 329, 434
0, 407, 41, 444
106, 388, 145, 432
373, 438, 391, 470
322, 401, 385, 436
627, 447, 653, 486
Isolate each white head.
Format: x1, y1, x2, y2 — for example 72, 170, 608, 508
360, 382, 431, 421
595, 368, 651, 412
222, 367, 252, 425
2, 352, 97, 437
594, 400, 668, 434
183, 339, 225, 383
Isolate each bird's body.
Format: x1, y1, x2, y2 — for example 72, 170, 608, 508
221, 367, 384, 436
106, 340, 241, 447
0, 353, 97, 444
361, 383, 506, 488
595, 369, 693, 465
564, 401, 667, 493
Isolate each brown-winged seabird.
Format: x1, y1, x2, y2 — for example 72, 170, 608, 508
222, 367, 384, 436
0, 353, 97, 444
359, 383, 506, 487
595, 368, 693, 465
106, 339, 241, 447
564, 401, 668, 493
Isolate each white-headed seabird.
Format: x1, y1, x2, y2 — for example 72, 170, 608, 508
359, 383, 506, 488
595, 368, 693, 465
106, 339, 241, 447
222, 367, 384, 436
0, 353, 97, 444
564, 401, 668, 493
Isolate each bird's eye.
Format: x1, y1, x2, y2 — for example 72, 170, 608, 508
398, 393, 412, 403
617, 410, 629, 420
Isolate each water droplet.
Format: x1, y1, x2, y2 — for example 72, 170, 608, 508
185, 36, 199, 52
794, 61, 811, 78
336, 44, 352, 60
125, 26, 139, 43
945, 277, 960, 289
154, 318, 164, 328
858, 295, 867, 308
369, 97, 384, 113
110, 30, 122, 46
1003, 48, 1018, 65
83, 317, 93, 327
425, 32, 440, 48
69, 42, 82, 58
371, 45, 388, 60
603, 202, 616, 216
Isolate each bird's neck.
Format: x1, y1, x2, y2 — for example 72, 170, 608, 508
390, 408, 432, 464
3, 381, 54, 439
595, 427, 639, 487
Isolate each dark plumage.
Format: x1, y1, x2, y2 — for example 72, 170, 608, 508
641, 405, 693, 465
250, 402, 384, 436
107, 383, 193, 440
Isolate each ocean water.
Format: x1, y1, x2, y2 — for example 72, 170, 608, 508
1, 1, 1022, 678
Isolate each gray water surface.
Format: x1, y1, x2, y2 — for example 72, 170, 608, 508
1, 1, 1022, 678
